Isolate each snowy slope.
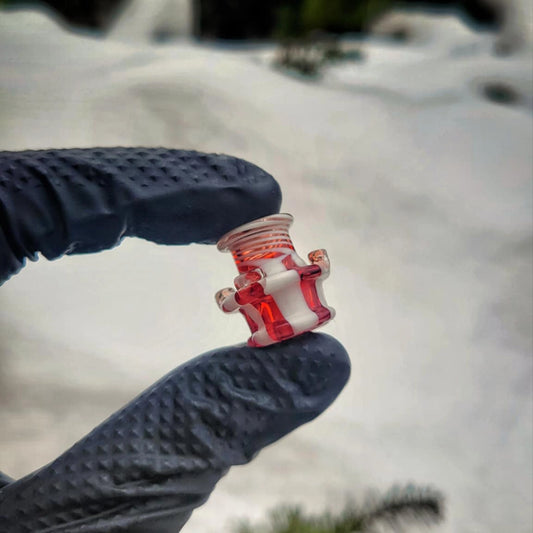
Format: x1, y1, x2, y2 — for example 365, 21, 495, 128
0, 8, 531, 532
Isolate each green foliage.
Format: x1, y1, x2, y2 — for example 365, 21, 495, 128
234, 484, 444, 533
274, 32, 364, 78
352, 0, 395, 31
275, 0, 393, 38
275, 2, 305, 39
301, 0, 345, 33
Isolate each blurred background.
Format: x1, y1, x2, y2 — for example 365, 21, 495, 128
0, 0, 531, 531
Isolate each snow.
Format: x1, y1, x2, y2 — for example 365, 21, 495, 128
0, 7, 531, 532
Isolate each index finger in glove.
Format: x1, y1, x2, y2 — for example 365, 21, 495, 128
0, 148, 281, 284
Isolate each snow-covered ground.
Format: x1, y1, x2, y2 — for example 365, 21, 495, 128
0, 7, 531, 532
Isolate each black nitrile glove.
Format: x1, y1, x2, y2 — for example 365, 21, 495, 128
0, 148, 350, 533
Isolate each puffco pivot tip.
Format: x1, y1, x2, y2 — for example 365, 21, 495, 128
215, 213, 335, 347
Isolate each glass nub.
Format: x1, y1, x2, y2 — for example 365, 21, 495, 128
217, 213, 295, 265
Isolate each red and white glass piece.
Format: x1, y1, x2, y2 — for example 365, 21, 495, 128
215, 213, 335, 347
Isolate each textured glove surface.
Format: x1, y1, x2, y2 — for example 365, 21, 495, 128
0, 148, 281, 284
0, 333, 350, 532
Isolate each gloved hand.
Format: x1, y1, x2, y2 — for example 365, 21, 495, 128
0, 148, 350, 533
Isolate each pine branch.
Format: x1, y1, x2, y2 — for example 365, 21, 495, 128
233, 483, 445, 533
